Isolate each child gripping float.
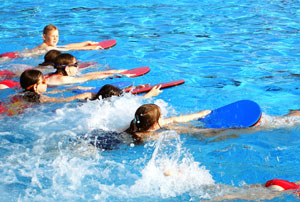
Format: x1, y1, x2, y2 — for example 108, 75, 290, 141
0, 24, 108, 60
1, 23, 300, 201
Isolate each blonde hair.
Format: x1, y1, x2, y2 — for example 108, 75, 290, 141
43, 24, 58, 35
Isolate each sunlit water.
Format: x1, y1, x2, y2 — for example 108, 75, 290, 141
0, 0, 300, 201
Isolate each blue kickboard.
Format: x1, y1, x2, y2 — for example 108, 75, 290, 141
200, 100, 262, 129
72, 81, 132, 94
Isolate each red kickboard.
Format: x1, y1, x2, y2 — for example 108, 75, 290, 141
124, 79, 185, 94
0, 52, 20, 59
90, 40, 117, 49
0, 70, 17, 78
0, 80, 20, 88
120, 67, 150, 78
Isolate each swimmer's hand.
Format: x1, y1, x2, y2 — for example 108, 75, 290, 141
135, 84, 150, 89
86, 41, 99, 46
143, 85, 162, 98
104, 69, 127, 74
162, 168, 183, 176
112, 71, 135, 78
86, 41, 104, 50
83, 45, 103, 50
199, 110, 211, 118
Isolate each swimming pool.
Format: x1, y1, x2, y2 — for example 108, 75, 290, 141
1, 0, 300, 201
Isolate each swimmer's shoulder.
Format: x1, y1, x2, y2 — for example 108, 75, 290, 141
33, 43, 57, 52
46, 74, 65, 85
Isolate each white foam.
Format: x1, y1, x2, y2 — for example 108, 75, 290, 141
129, 131, 215, 198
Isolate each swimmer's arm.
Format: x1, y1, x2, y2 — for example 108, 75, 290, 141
57, 73, 115, 85
209, 190, 282, 202
39, 93, 93, 103
82, 70, 136, 79
143, 85, 162, 98
46, 86, 95, 94
0, 84, 9, 89
58, 41, 103, 50
160, 110, 211, 127
60, 41, 98, 48
82, 69, 127, 77
165, 125, 211, 134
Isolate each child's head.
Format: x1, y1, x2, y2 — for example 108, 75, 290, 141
54, 53, 78, 76
20, 69, 47, 94
39, 50, 61, 66
125, 104, 161, 143
42, 24, 59, 47
91, 84, 123, 100
134, 104, 161, 131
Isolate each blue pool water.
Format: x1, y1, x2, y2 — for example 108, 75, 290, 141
1, 0, 300, 201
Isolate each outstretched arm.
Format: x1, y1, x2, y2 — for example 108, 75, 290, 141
46, 86, 94, 94
58, 73, 117, 85
143, 85, 162, 98
160, 110, 211, 127
39, 92, 93, 103
82, 69, 127, 77
57, 41, 103, 50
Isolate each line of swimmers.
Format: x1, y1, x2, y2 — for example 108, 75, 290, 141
16, 64, 300, 200
1, 24, 300, 201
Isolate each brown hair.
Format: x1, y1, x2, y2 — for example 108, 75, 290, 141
20, 70, 43, 102
91, 84, 123, 100
125, 104, 161, 143
20, 69, 43, 92
53, 53, 76, 76
39, 50, 61, 66
43, 24, 58, 35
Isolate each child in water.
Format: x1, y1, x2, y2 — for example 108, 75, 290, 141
0, 24, 102, 59
90, 84, 163, 100
123, 102, 300, 143
124, 104, 211, 143
38, 49, 62, 67
21, 24, 102, 57
45, 53, 129, 86
0, 69, 94, 116
20, 69, 93, 103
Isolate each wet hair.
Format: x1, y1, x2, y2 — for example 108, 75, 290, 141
53, 53, 76, 76
125, 104, 161, 143
20, 69, 43, 92
39, 50, 61, 66
43, 24, 58, 35
91, 84, 123, 100
20, 70, 42, 102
